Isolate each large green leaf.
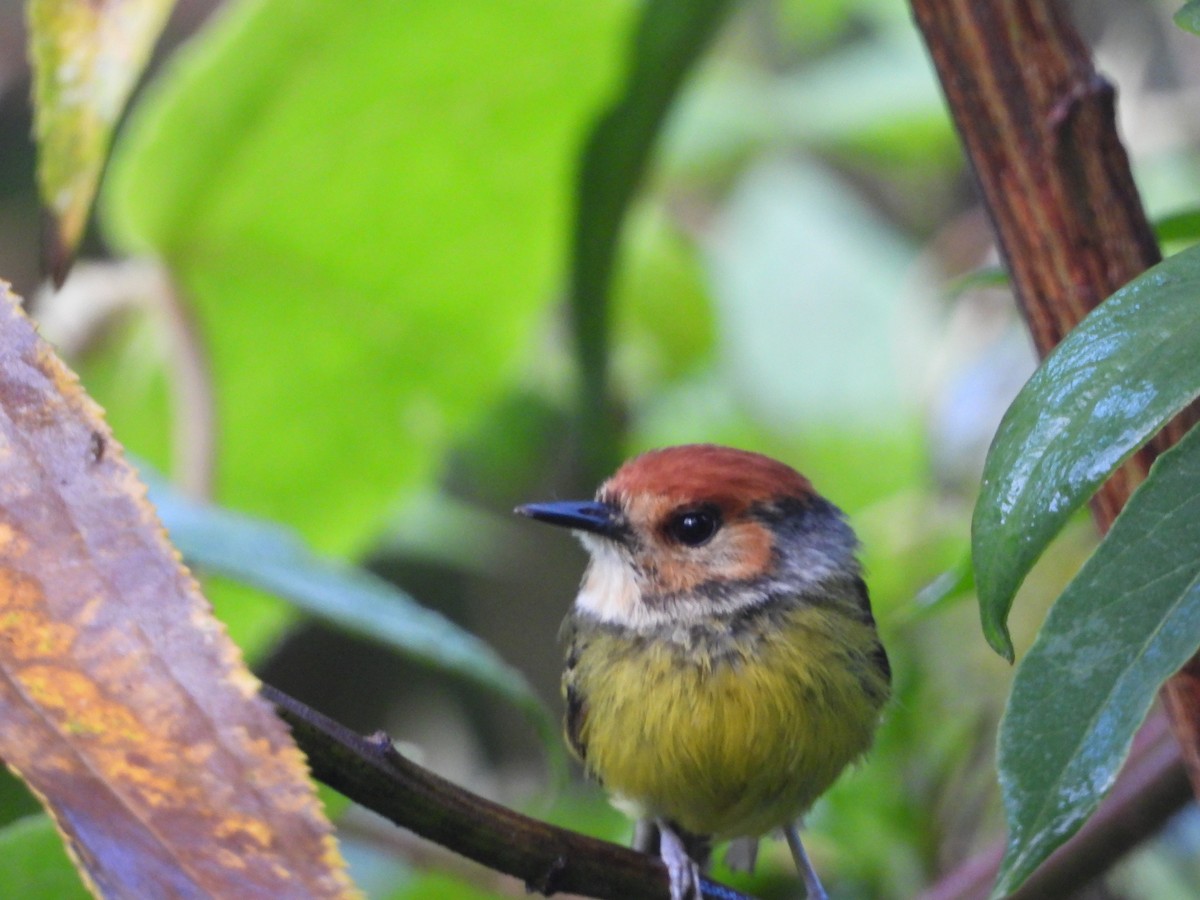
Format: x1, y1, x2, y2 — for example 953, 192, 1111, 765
973, 245, 1200, 660
993, 422, 1200, 896
570, 0, 733, 479
143, 471, 561, 764
102, 0, 631, 555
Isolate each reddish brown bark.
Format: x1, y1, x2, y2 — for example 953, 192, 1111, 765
911, 0, 1200, 890
912, 0, 1200, 792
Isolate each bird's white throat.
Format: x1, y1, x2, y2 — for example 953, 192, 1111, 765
574, 534, 644, 627
572, 533, 752, 631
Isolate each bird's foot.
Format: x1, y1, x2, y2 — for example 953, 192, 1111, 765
632, 818, 659, 854
658, 820, 702, 900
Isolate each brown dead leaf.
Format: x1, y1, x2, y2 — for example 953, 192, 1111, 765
0, 279, 356, 897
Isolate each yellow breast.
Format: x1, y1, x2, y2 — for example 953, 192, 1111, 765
564, 603, 887, 839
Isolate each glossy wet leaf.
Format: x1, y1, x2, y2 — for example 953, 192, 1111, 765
27, 0, 173, 282
143, 470, 561, 762
103, 1, 631, 556
993, 422, 1200, 897
973, 244, 1200, 659
0, 284, 354, 897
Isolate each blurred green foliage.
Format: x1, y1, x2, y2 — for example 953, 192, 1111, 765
0, 817, 92, 900
101, 0, 632, 557
7, 0, 1200, 898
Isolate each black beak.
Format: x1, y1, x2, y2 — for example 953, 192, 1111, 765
514, 500, 627, 541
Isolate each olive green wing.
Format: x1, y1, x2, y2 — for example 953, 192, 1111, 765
850, 575, 891, 687
560, 615, 590, 765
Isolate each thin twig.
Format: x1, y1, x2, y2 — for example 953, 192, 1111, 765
32, 259, 218, 499
154, 264, 217, 500
262, 684, 753, 900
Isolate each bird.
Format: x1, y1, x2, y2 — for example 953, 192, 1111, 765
515, 444, 890, 900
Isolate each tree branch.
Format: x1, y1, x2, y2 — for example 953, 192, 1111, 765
911, 0, 1200, 888
911, 0, 1200, 799
262, 684, 753, 900
910, 1, 1200, 519
918, 711, 1189, 899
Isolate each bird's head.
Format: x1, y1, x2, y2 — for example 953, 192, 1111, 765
517, 445, 861, 630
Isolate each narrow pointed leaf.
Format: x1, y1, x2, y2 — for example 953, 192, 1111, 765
27, 0, 173, 282
0, 284, 354, 897
570, 0, 733, 478
993, 422, 1200, 896
973, 245, 1200, 658
143, 471, 561, 762
941, 266, 1009, 302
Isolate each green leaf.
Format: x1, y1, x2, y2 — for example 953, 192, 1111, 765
612, 206, 716, 386
1154, 207, 1200, 246
904, 556, 975, 623
973, 245, 1200, 659
941, 266, 1009, 303
1174, 1, 1200, 35
27, 0, 173, 282
0, 816, 91, 900
0, 767, 41, 828
570, 0, 733, 479
142, 471, 562, 769
102, 0, 631, 556
993, 422, 1200, 896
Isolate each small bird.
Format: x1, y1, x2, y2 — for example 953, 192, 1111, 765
516, 445, 890, 900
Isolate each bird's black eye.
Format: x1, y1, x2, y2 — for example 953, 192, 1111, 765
665, 507, 720, 547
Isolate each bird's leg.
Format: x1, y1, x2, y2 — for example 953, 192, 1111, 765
632, 818, 660, 854
657, 819, 702, 900
784, 822, 829, 900
724, 837, 759, 873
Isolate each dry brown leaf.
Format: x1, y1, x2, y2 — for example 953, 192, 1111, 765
0, 279, 357, 897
